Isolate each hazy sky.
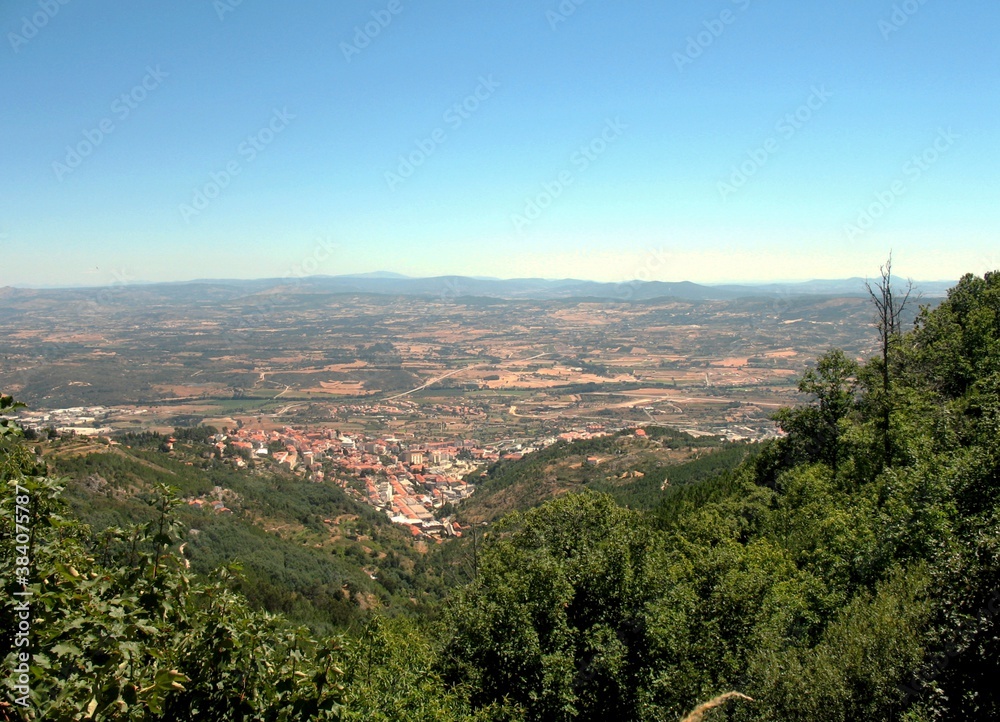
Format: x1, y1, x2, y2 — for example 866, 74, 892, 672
1, 1, 998, 287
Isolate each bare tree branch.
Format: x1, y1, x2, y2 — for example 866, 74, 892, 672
680, 692, 754, 722
864, 252, 913, 467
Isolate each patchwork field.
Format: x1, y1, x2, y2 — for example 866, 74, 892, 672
0, 280, 912, 441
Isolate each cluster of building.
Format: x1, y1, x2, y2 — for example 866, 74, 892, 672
426, 403, 487, 417
185, 485, 238, 515
553, 425, 617, 444
12, 405, 117, 436
327, 400, 487, 424
328, 402, 414, 419
218, 426, 499, 538
213, 422, 617, 538
3, 399, 632, 540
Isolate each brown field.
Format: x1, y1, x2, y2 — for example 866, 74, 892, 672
764, 349, 799, 358
153, 384, 229, 397
0, 286, 890, 440
315, 381, 368, 394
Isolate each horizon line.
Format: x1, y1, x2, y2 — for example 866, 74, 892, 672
0, 271, 962, 292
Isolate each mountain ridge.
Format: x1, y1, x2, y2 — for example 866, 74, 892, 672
1, 274, 955, 302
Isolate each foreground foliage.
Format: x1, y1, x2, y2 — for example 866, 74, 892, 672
0, 462, 476, 719
442, 271, 1000, 721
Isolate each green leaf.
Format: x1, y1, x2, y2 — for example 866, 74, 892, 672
51, 642, 82, 658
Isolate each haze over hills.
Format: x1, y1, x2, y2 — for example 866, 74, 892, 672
0, 273, 955, 303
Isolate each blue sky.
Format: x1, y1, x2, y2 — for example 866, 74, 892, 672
1, 0, 998, 287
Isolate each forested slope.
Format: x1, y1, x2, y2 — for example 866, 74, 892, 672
460, 427, 748, 523
37, 432, 452, 632
441, 271, 1000, 720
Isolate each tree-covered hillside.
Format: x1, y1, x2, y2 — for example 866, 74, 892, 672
441, 271, 1000, 720
33, 432, 453, 633
3, 270, 999, 720
0, 420, 490, 721
459, 426, 747, 523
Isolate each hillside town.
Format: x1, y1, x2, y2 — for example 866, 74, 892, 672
210, 423, 616, 539
1, 400, 714, 538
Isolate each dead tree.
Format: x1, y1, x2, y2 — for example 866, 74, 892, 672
865, 253, 913, 468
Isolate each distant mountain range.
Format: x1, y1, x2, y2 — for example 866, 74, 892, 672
0, 274, 955, 303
